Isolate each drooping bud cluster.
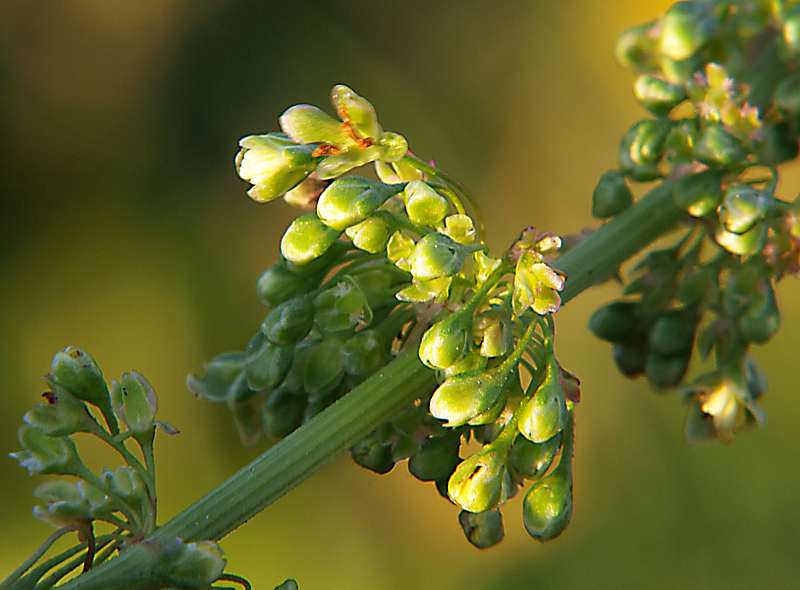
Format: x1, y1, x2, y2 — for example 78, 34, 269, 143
590, 1, 800, 443
5, 349, 234, 589
193, 84, 579, 546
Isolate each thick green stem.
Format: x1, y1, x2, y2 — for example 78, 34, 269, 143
55, 182, 682, 590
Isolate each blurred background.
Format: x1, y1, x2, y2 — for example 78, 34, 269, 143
2, 1, 800, 588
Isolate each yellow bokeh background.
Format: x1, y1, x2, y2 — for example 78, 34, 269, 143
2, 1, 800, 588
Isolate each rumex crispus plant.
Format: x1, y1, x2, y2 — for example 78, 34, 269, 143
4, 1, 800, 588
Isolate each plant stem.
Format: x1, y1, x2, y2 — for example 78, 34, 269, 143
55, 181, 681, 590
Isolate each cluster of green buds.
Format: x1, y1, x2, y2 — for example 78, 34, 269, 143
4, 348, 237, 590
590, 0, 800, 442
192, 84, 581, 547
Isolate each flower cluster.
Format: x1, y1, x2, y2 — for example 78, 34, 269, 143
191, 85, 577, 546
590, 0, 800, 442
5, 348, 231, 590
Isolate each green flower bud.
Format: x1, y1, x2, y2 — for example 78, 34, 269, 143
694, 125, 746, 167
588, 301, 638, 342
49, 347, 116, 433
619, 123, 661, 181
518, 357, 567, 443
738, 285, 780, 343
628, 119, 671, 165
613, 341, 647, 377
673, 171, 723, 217
419, 312, 472, 370
342, 330, 389, 379
404, 180, 449, 226
615, 22, 657, 70
235, 134, 317, 203
228, 395, 262, 446
633, 74, 686, 115
775, 71, 800, 113
756, 123, 799, 165
280, 214, 341, 266
345, 214, 392, 253
410, 232, 465, 280
510, 433, 561, 481
351, 431, 395, 474
592, 171, 633, 219
715, 223, 767, 256
408, 434, 461, 482
512, 252, 565, 316
256, 261, 316, 308
645, 352, 690, 389
24, 392, 91, 437
477, 315, 510, 358
458, 509, 504, 549
187, 352, 249, 402
313, 278, 372, 334
677, 267, 715, 307
263, 386, 306, 439
110, 371, 157, 439
718, 186, 771, 235
161, 539, 226, 589
245, 335, 293, 391
331, 84, 381, 140
279, 104, 353, 147
316, 177, 401, 231
659, 1, 717, 60
304, 339, 344, 399
261, 294, 314, 346
448, 447, 507, 513
103, 465, 147, 505
275, 579, 300, 590
376, 132, 409, 162
522, 468, 573, 542
649, 308, 696, 356
10, 425, 81, 476
430, 363, 512, 427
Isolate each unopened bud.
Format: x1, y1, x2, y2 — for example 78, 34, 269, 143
659, 1, 717, 61
345, 214, 392, 254
263, 386, 306, 439
458, 509, 504, 549
448, 448, 506, 513
110, 371, 157, 439
245, 336, 293, 391
588, 300, 638, 343
261, 294, 314, 346
411, 232, 465, 280
649, 308, 696, 355
645, 352, 690, 389
279, 104, 352, 147
518, 357, 568, 443
161, 539, 226, 589
522, 468, 573, 542
419, 312, 472, 370
280, 214, 341, 266
694, 125, 746, 167
316, 177, 401, 231
187, 352, 249, 402
592, 171, 633, 219
256, 261, 316, 308
408, 434, 461, 482
509, 433, 561, 481
49, 347, 116, 432
24, 392, 91, 437
633, 74, 686, 115
235, 134, 317, 203
718, 186, 771, 235
404, 180, 449, 226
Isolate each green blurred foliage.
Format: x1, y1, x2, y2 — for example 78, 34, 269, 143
2, 1, 800, 588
